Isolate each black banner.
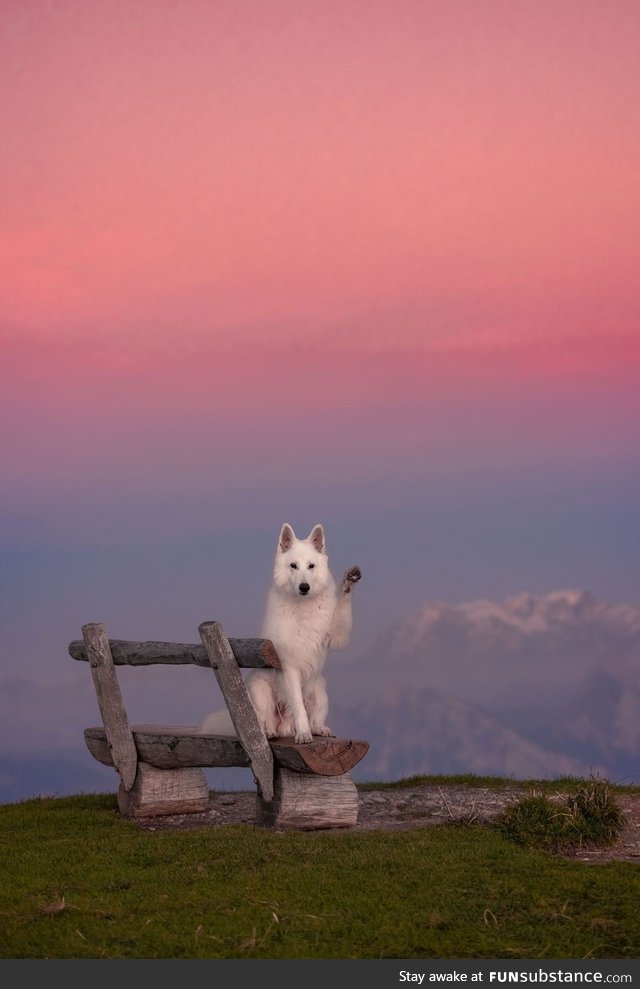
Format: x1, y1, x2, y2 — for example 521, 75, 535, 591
2, 958, 639, 988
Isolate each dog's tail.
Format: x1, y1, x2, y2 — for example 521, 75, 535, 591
200, 709, 237, 735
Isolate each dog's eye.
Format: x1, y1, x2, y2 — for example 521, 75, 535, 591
308, 563, 315, 570
290, 563, 298, 570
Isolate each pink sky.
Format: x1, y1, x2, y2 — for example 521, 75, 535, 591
1, 0, 639, 524
2, 0, 639, 351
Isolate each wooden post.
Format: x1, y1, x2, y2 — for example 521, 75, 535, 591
257, 769, 360, 830
82, 623, 138, 792
116, 764, 209, 818
199, 620, 275, 803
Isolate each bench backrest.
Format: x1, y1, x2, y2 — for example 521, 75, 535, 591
69, 621, 277, 801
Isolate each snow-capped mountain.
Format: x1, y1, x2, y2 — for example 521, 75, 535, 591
327, 589, 640, 783
401, 589, 640, 643
331, 589, 640, 706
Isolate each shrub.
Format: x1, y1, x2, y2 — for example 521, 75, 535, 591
494, 777, 625, 851
494, 794, 570, 849
565, 776, 626, 846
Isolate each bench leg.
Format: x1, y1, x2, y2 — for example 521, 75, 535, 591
256, 768, 359, 830
116, 762, 209, 818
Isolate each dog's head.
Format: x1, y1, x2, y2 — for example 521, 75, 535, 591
273, 522, 331, 597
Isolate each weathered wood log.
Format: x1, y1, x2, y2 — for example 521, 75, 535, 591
85, 727, 250, 769
199, 621, 275, 803
116, 763, 209, 818
69, 636, 280, 669
82, 623, 138, 792
84, 726, 370, 776
269, 737, 369, 776
256, 769, 359, 830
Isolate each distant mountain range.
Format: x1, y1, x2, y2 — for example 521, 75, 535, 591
328, 589, 640, 784
332, 686, 598, 782
1, 589, 638, 803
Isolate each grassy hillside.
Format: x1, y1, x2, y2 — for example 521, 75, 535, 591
1, 780, 639, 960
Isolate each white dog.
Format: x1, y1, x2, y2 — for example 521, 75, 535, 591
202, 522, 361, 744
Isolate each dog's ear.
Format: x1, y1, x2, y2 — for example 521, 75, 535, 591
309, 523, 326, 554
279, 522, 295, 553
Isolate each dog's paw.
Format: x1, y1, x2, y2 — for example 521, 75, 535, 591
312, 725, 334, 737
294, 731, 313, 744
342, 566, 361, 593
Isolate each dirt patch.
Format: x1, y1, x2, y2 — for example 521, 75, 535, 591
132, 782, 640, 864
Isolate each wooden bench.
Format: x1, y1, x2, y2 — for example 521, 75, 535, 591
68, 620, 369, 829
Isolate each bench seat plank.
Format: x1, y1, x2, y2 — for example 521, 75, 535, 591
84, 726, 369, 777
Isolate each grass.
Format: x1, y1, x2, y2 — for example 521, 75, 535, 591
1, 778, 639, 960
494, 778, 626, 851
357, 773, 640, 794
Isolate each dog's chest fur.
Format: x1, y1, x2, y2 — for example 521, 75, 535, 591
261, 586, 336, 678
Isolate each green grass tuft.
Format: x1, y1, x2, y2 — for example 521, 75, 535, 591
565, 777, 626, 846
494, 777, 626, 851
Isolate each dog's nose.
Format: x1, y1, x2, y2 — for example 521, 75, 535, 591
299, 583, 310, 595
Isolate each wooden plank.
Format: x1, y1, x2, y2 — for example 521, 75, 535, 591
69, 636, 280, 669
84, 726, 369, 776
82, 623, 138, 792
257, 769, 359, 830
85, 726, 251, 769
199, 621, 275, 803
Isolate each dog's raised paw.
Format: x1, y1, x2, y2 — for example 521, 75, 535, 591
344, 566, 361, 584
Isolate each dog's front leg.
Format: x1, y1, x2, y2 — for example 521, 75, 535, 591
328, 565, 361, 650
281, 666, 313, 743
246, 671, 279, 738
306, 675, 333, 737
